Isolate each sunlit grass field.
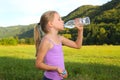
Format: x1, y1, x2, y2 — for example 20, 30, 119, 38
0, 45, 120, 80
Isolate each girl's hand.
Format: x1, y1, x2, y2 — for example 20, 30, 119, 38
56, 67, 63, 74
74, 18, 83, 31
62, 70, 68, 78
56, 68, 68, 78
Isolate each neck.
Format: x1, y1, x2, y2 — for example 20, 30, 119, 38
46, 30, 60, 44
48, 28, 58, 36
49, 32, 58, 38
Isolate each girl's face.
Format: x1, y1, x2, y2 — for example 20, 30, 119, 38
51, 13, 64, 31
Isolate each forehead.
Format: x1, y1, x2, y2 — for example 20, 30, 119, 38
54, 13, 60, 18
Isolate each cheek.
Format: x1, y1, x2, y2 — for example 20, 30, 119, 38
59, 25, 64, 30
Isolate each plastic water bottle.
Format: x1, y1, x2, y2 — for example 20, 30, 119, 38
64, 17, 90, 29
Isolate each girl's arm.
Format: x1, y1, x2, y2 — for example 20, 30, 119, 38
35, 38, 57, 70
35, 38, 63, 73
61, 18, 83, 49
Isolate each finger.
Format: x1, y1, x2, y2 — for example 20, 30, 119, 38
63, 74, 68, 78
59, 73, 64, 78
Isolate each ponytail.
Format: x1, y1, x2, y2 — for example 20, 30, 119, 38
34, 11, 57, 56
34, 23, 44, 56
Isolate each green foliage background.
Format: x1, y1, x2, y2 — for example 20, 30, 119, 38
0, 0, 120, 45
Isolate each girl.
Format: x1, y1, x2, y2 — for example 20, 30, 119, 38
34, 11, 83, 80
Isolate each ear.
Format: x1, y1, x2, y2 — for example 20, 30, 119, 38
48, 21, 53, 27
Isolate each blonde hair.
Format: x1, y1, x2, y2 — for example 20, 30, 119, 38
34, 11, 58, 56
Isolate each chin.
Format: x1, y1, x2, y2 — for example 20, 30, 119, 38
59, 28, 64, 31
61, 27, 64, 30
62, 28, 64, 31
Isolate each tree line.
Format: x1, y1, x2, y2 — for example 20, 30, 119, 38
0, 37, 34, 45
60, 23, 120, 45
0, 23, 119, 45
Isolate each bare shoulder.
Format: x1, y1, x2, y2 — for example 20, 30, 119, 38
40, 36, 51, 47
59, 35, 70, 44
59, 35, 66, 41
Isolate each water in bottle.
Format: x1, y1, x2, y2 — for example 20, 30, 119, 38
64, 17, 90, 29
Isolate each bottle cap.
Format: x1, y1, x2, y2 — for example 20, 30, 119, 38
62, 70, 67, 75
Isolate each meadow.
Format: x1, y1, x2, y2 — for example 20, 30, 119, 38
0, 45, 120, 80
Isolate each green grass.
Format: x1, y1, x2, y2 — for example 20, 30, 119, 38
0, 45, 120, 80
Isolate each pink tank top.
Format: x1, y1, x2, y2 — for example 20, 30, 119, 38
44, 38, 65, 80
